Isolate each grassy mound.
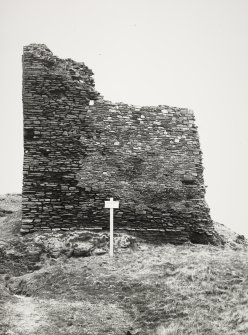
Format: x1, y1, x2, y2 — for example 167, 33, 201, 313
0, 194, 247, 335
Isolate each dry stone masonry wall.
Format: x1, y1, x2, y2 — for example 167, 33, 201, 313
22, 44, 219, 244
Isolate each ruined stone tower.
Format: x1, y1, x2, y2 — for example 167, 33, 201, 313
22, 43, 219, 244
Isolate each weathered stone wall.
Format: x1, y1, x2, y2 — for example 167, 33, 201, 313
22, 44, 219, 244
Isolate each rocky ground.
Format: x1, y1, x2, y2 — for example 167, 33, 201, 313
0, 194, 247, 335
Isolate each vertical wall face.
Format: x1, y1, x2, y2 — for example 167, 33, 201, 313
22, 44, 219, 244
22, 44, 99, 232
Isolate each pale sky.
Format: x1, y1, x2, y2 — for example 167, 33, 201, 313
0, 0, 247, 236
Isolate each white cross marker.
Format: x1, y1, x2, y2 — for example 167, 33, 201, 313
104, 197, 119, 257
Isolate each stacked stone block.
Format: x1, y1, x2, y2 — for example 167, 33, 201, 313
22, 44, 219, 244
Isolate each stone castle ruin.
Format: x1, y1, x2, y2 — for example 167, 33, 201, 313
22, 43, 219, 244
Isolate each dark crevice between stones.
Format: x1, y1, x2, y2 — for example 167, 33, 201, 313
0, 209, 13, 217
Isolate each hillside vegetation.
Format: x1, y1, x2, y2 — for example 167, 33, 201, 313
0, 194, 247, 335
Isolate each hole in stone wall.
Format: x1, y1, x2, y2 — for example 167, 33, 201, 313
24, 128, 34, 140
40, 148, 50, 157
189, 232, 209, 244
89, 100, 94, 106
49, 89, 65, 99
182, 180, 195, 185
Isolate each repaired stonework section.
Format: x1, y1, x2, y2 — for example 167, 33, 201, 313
22, 44, 219, 244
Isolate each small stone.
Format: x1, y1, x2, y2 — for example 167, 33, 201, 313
73, 242, 94, 257
93, 248, 106, 256
21, 224, 34, 229
85, 187, 91, 192
20, 228, 30, 234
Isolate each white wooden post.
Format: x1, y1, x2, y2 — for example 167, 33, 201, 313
110, 207, 114, 257
104, 197, 119, 257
